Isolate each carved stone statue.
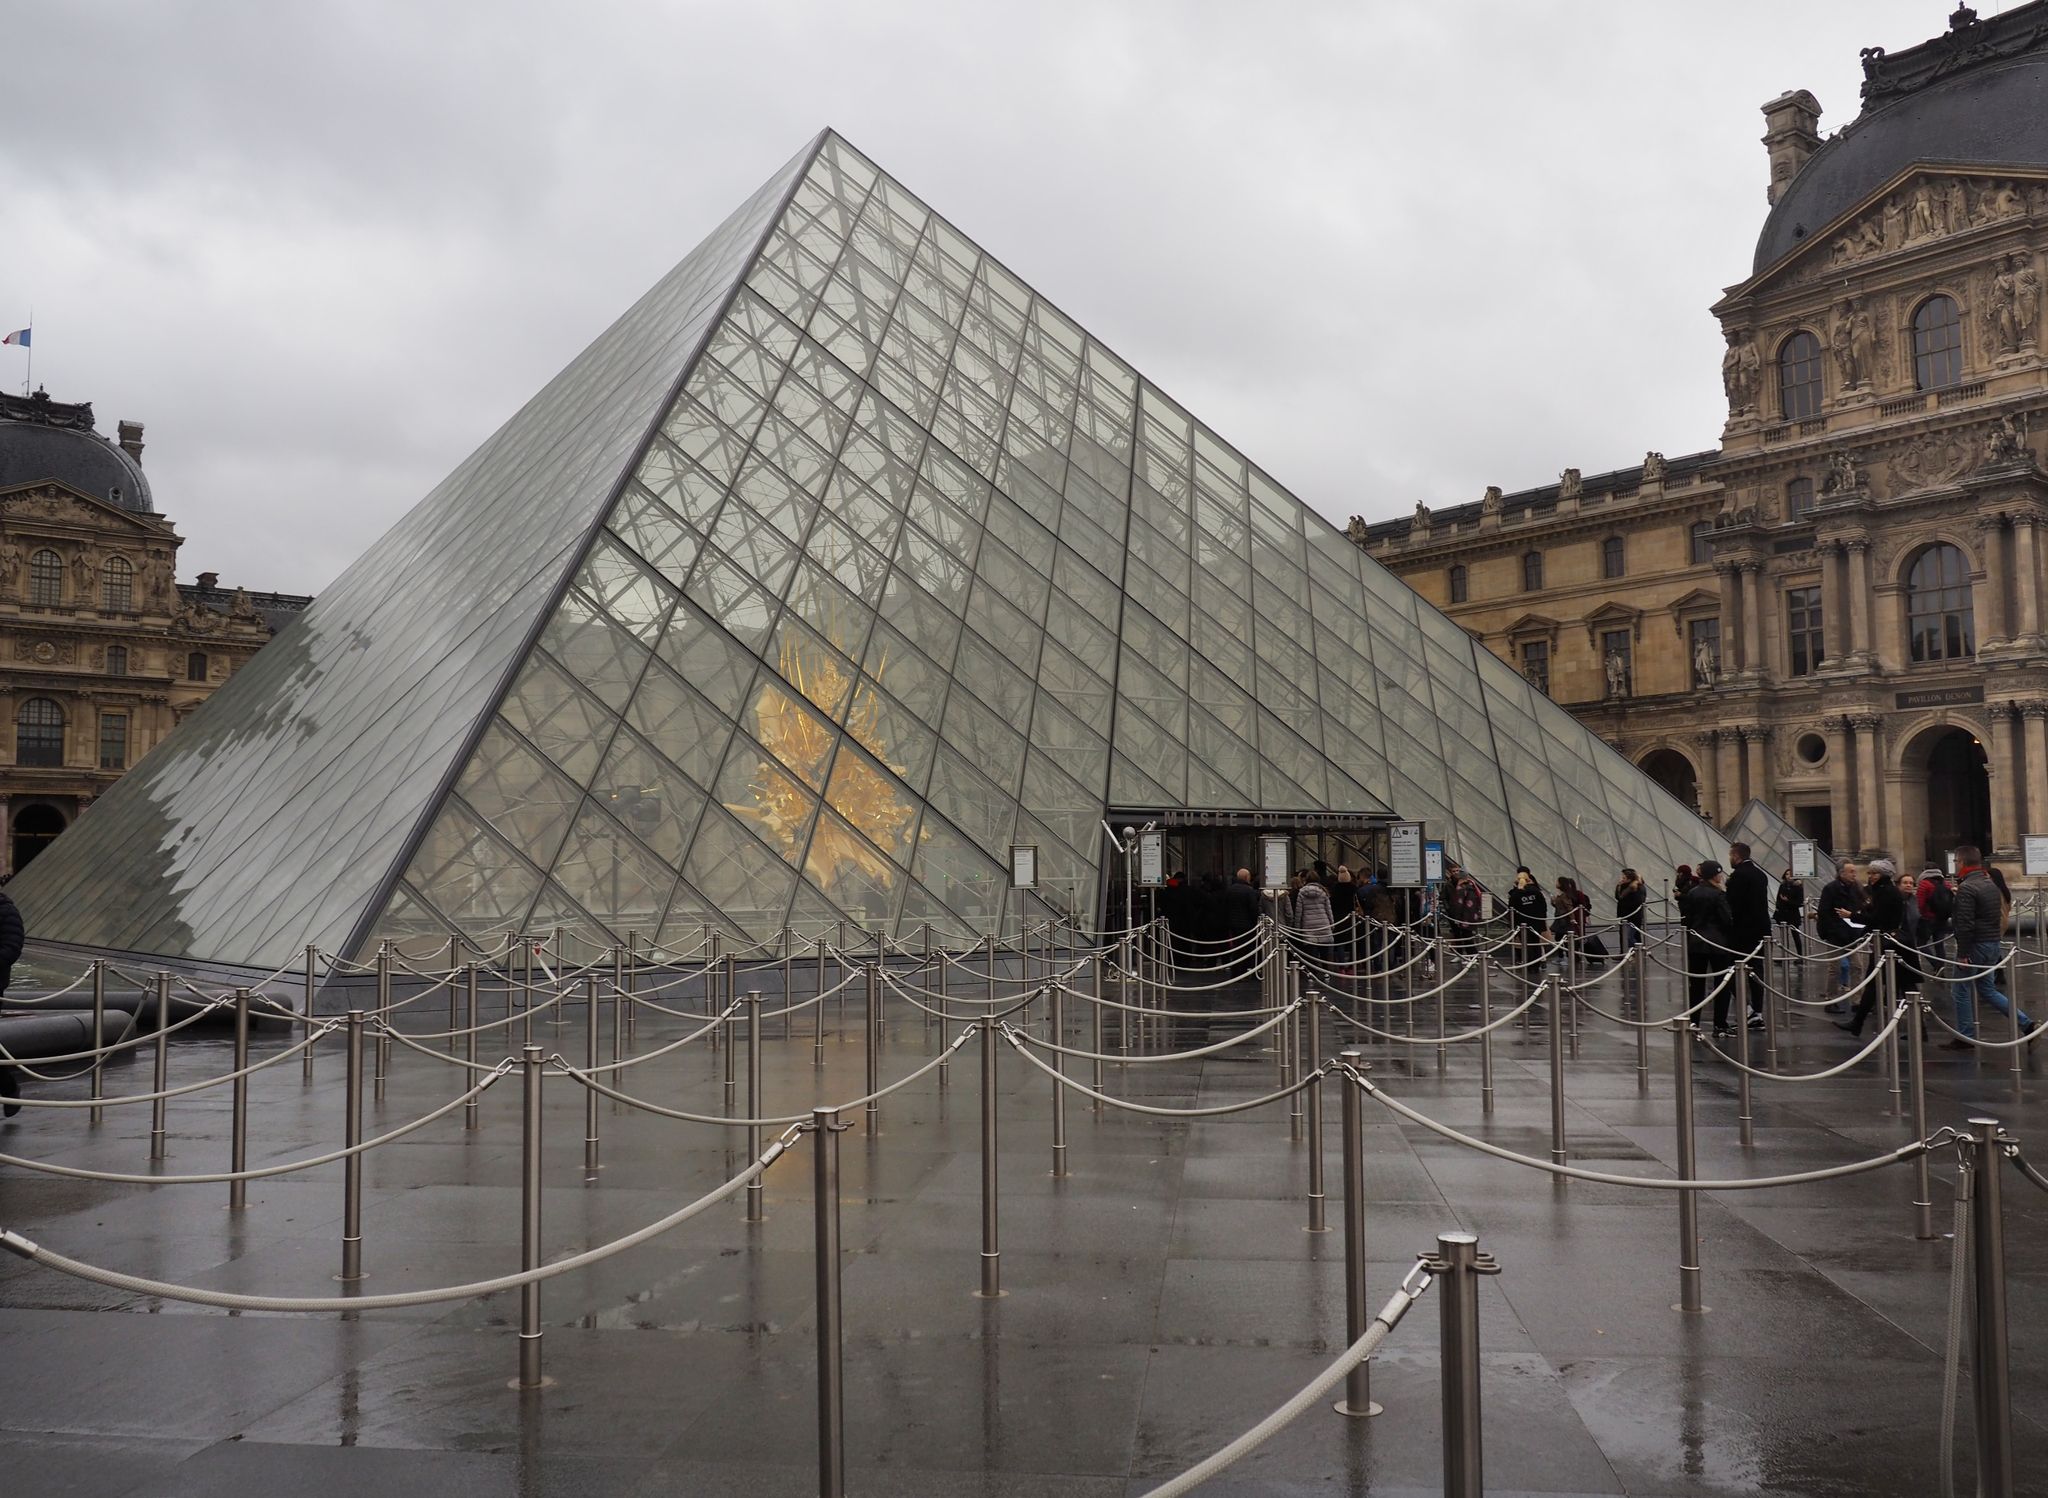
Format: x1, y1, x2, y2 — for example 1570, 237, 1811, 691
1829, 299, 1870, 388
1604, 650, 1630, 699
1722, 332, 1761, 415
71, 550, 94, 596
0, 544, 20, 597
1345, 516, 1368, 543
2015, 255, 2041, 349
1556, 468, 1581, 502
1693, 638, 1719, 690
1986, 410, 2030, 464
1990, 256, 2023, 356
1412, 500, 1431, 530
1908, 184, 1938, 240
1641, 451, 1666, 483
1481, 484, 1503, 515
1944, 176, 1970, 233
229, 586, 262, 626
1820, 448, 1864, 495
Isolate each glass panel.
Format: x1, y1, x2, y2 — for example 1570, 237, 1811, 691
539, 589, 650, 713
714, 732, 820, 869
656, 598, 761, 714
500, 653, 619, 786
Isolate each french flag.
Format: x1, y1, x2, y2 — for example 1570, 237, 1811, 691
1, 329, 27, 347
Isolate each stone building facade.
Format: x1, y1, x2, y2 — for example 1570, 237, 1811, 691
0, 389, 311, 874
1355, 4, 2048, 877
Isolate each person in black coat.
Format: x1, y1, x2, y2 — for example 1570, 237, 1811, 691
0, 888, 25, 1116
1681, 860, 1739, 1037
1506, 868, 1548, 978
1842, 861, 1906, 1037
1815, 860, 1866, 1010
1725, 842, 1769, 1028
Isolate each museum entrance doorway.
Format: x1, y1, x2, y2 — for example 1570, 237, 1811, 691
1901, 725, 1991, 869
1098, 812, 1393, 932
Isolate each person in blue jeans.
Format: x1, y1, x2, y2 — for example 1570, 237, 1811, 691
1944, 845, 2034, 1048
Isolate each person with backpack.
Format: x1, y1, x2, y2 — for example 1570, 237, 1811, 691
1946, 845, 2032, 1047
1725, 842, 1769, 1029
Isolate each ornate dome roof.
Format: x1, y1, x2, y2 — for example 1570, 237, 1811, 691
1754, 6, 2048, 274
0, 390, 155, 513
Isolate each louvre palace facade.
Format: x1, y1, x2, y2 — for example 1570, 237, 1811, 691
1356, 3, 2048, 879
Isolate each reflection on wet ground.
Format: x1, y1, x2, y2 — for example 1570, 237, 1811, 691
2, 950, 2045, 1495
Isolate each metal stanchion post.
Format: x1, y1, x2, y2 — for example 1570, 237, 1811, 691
746, 992, 765, 1223
1908, 990, 1935, 1240
374, 942, 391, 1102
303, 944, 319, 1084
612, 946, 626, 1071
582, 976, 601, 1179
464, 966, 480, 1131
518, 1045, 545, 1389
626, 931, 640, 1044
338, 1011, 366, 1282
813, 1107, 845, 1498
228, 987, 251, 1210
1478, 951, 1495, 1116
1883, 953, 1904, 1119
1288, 964, 1305, 1144
448, 936, 461, 1046
1764, 933, 1781, 1072
1089, 951, 1104, 1114
1970, 1117, 2015, 1498
863, 966, 881, 1134
520, 935, 533, 1049
149, 972, 171, 1161
1547, 980, 1567, 1167
779, 929, 793, 1043
1567, 935, 1582, 1060
978, 1017, 1002, 1298
1305, 993, 1326, 1232
1435, 938, 1448, 1077
1050, 979, 1068, 1178
1735, 964, 1754, 1150
88, 960, 106, 1124
1634, 947, 1650, 1096
1673, 1019, 1704, 1314
1333, 1052, 1380, 1418
2006, 950, 2024, 1104
1436, 1231, 1492, 1498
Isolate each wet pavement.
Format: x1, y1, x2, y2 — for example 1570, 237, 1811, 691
2, 946, 2046, 1495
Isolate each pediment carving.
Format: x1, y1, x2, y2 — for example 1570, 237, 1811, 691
0, 481, 162, 535
1772, 171, 2047, 289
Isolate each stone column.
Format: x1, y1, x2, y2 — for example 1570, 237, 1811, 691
1694, 730, 1721, 822
1717, 730, 1745, 823
2013, 514, 2042, 643
1989, 702, 2021, 857
1826, 715, 1853, 852
1742, 725, 1770, 805
1974, 513, 2010, 648
1818, 542, 1844, 669
1710, 563, 1737, 673
1853, 713, 1884, 852
2024, 703, 2048, 838
1846, 540, 1874, 662
1740, 561, 1765, 677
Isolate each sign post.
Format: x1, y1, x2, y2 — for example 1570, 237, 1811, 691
1424, 840, 1446, 888
1389, 822, 1424, 887
2024, 836, 2048, 879
1138, 830, 1165, 888
1260, 834, 1291, 892
1790, 840, 1818, 881
1009, 844, 1037, 955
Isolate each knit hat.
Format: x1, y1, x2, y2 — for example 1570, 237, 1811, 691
1867, 858, 1897, 879
1917, 867, 1945, 884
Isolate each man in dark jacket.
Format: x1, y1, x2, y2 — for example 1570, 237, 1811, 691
1725, 842, 1770, 1028
0, 887, 24, 1116
1681, 859, 1738, 1038
1815, 860, 1866, 1011
1224, 868, 1261, 979
1946, 845, 2031, 1047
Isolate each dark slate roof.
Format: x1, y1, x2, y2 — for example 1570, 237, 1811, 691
1754, 4, 2048, 274
1357, 448, 1718, 545
177, 582, 314, 636
0, 390, 154, 513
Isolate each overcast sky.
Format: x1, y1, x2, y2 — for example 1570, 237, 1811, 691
0, 1, 1990, 596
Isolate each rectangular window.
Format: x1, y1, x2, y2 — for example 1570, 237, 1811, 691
1601, 629, 1633, 696
98, 712, 128, 771
1601, 536, 1625, 579
106, 645, 128, 676
1519, 640, 1549, 695
1787, 586, 1825, 676
1785, 476, 1814, 519
1687, 617, 1721, 686
1689, 522, 1713, 566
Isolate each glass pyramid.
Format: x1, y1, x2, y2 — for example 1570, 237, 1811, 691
10, 130, 1721, 967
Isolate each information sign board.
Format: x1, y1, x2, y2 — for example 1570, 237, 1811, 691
1389, 822, 1424, 886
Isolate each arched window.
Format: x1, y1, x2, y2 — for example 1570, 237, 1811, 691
1522, 551, 1544, 592
1447, 564, 1468, 604
106, 645, 128, 676
101, 555, 133, 612
1778, 330, 1823, 419
1689, 521, 1713, 566
28, 549, 62, 607
1905, 543, 1975, 663
15, 697, 63, 767
1913, 296, 1964, 391
186, 651, 209, 682
1601, 536, 1626, 579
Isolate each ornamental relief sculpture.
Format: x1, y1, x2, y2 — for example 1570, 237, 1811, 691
1888, 426, 1979, 493
1821, 174, 2043, 272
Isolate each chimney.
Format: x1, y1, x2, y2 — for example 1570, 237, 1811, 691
117, 420, 145, 465
1761, 90, 1822, 205
197, 571, 218, 592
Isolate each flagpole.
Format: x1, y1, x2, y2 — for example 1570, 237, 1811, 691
24, 309, 31, 396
